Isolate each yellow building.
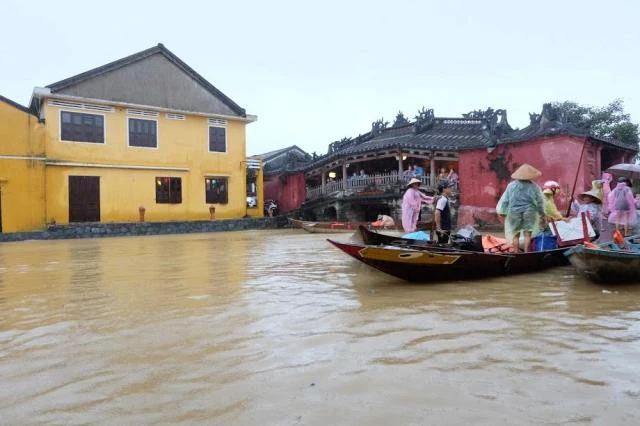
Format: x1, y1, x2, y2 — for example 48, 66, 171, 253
1, 44, 261, 233
0, 95, 46, 232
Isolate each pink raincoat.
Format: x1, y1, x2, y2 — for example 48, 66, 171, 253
401, 188, 434, 232
607, 182, 637, 227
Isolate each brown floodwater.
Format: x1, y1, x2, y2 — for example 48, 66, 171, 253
1, 230, 640, 425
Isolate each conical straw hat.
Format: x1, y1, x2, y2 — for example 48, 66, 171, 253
407, 177, 421, 187
578, 180, 603, 203
578, 189, 602, 204
511, 163, 542, 180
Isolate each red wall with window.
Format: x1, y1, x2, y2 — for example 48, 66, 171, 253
264, 173, 307, 213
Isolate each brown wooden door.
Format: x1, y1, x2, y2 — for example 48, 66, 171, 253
69, 176, 100, 222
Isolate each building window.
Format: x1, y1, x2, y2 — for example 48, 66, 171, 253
61, 111, 104, 143
156, 177, 182, 204
129, 118, 157, 148
205, 177, 228, 204
209, 126, 226, 152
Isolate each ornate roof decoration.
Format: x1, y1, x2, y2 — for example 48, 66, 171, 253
392, 111, 410, 127
412, 107, 435, 134
503, 103, 635, 151
371, 118, 389, 136
480, 109, 512, 147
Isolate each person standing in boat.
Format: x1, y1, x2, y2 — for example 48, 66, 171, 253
434, 182, 453, 243
607, 177, 637, 236
571, 186, 603, 240
542, 180, 566, 221
401, 177, 434, 233
496, 163, 545, 252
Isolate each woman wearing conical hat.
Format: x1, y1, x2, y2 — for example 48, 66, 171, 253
401, 177, 434, 233
571, 183, 603, 240
496, 163, 545, 252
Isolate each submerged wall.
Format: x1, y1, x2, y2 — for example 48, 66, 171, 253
0, 216, 289, 243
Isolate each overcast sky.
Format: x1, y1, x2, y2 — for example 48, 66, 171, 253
2, 0, 638, 156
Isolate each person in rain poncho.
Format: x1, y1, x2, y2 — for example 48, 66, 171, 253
541, 180, 565, 221
571, 184, 603, 241
496, 163, 545, 252
401, 177, 434, 232
607, 177, 637, 236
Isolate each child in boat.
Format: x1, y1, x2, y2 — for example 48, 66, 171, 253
607, 177, 637, 236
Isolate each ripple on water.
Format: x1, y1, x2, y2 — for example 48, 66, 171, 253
0, 231, 639, 424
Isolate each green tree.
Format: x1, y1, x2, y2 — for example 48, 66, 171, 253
552, 99, 639, 148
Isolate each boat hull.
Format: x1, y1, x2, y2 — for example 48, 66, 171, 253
567, 246, 640, 283
290, 218, 365, 234
328, 239, 569, 283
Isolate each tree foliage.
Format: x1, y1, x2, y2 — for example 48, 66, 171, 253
552, 99, 639, 148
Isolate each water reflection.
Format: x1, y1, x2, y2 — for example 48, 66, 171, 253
0, 231, 639, 424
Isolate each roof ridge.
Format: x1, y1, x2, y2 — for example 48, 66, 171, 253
0, 94, 34, 115
46, 44, 246, 117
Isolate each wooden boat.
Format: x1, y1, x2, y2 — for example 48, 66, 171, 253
356, 225, 483, 252
565, 236, 640, 283
289, 218, 366, 234
289, 218, 401, 234
327, 239, 570, 283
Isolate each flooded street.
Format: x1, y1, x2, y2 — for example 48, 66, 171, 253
1, 230, 640, 425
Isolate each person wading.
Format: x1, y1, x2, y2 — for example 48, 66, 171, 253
401, 177, 434, 232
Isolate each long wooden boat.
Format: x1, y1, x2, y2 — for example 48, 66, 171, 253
289, 218, 402, 234
327, 239, 570, 283
289, 218, 365, 234
357, 225, 483, 252
565, 236, 640, 283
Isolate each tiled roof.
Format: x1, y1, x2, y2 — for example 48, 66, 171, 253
341, 118, 488, 155
300, 118, 491, 171
46, 44, 246, 117
265, 104, 637, 174
254, 145, 309, 162
254, 145, 312, 175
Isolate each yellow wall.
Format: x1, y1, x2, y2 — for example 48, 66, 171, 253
0, 101, 46, 232
43, 101, 261, 223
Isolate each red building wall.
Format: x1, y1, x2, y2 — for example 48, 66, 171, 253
457, 135, 606, 226
263, 173, 307, 213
